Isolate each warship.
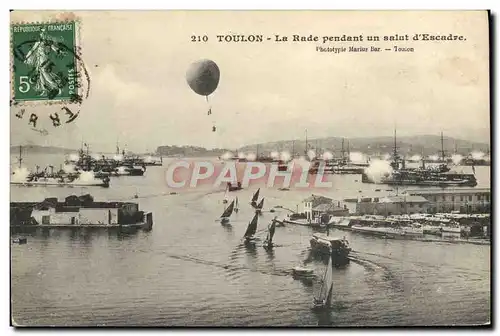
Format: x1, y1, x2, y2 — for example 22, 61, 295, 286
362, 131, 477, 187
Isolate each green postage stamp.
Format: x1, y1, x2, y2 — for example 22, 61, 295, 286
11, 21, 80, 103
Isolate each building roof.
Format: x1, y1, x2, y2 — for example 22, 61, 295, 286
406, 188, 490, 195
379, 196, 429, 203
313, 203, 346, 212
302, 194, 333, 207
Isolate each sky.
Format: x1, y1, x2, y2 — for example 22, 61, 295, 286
10, 10, 490, 152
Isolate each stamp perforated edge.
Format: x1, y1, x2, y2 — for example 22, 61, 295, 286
10, 16, 87, 107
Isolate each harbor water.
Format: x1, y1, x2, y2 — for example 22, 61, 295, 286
10, 154, 491, 326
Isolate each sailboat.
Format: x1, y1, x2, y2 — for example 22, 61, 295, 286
243, 213, 259, 243
250, 188, 260, 207
223, 185, 229, 204
220, 200, 235, 224
255, 198, 265, 215
263, 218, 277, 249
312, 254, 334, 310
234, 197, 239, 213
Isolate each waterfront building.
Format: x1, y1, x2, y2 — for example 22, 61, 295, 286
312, 202, 350, 219
300, 194, 333, 221
11, 194, 152, 228
405, 188, 491, 213
338, 196, 429, 216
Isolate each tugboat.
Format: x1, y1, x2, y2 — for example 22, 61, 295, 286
310, 233, 351, 266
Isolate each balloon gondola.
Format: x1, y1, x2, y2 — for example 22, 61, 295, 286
186, 59, 220, 132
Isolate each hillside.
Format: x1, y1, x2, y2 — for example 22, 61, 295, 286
155, 145, 232, 157
10, 145, 76, 155
238, 135, 490, 156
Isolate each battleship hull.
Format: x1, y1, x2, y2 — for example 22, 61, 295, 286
361, 172, 477, 187
11, 179, 110, 188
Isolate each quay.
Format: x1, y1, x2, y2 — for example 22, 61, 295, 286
280, 189, 491, 244
292, 189, 490, 221
328, 220, 490, 245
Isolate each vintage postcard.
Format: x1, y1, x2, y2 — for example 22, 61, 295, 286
10, 10, 490, 327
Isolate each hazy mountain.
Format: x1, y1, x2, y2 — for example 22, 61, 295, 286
10, 145, 76, 155
11, 144, 230, 157
155, 145, 231, 157
238, 135, 490, 157
13, 134, 490, 158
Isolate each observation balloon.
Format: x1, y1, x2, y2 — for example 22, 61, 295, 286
186, 59, 220, 97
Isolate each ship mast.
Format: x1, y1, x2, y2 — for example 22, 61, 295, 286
421, 147, 426, 169
393, 129, 398, 159
291, 140, 295, 158
79, 138, 84, 156
17, 145, 23, 169
392, 128, 399, 169
341, 138, 345, 160
347, 140, 351, 162
304, 129, 308, 156
440, 132, 446, 162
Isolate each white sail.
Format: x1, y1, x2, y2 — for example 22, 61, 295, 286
315, 256, 334, 305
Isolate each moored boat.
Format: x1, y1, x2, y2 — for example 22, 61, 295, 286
12, 237, 27, 244
350, 222, 424, 238
142, 156, 163, 166
113, 165, 146, 176
11, 175, 110, 188
227, 181, 243, 192
292, 266, 314, 276
277, 162, 289, 172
